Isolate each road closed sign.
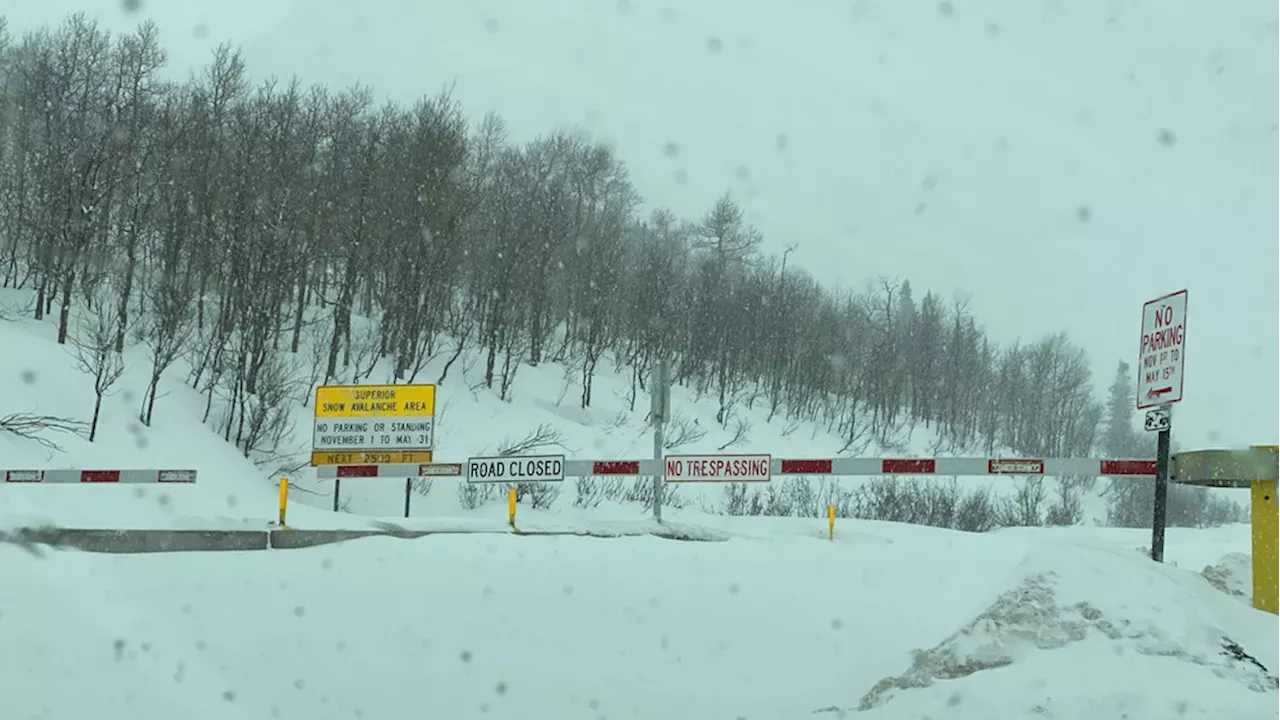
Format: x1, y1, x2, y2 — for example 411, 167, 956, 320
466, 455, 566, 483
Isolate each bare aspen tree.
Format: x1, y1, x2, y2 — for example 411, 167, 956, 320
138, 276, 192, 426
238, 352, 300, 459
436, 293, 477, 385
321, 86, 377, 383
542, 138, 638, 407
70, 292, 126, 441
474, 144, 540, 395
690, 192, 761, 425
107, 22, 169, 352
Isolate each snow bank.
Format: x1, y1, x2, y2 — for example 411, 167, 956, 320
849, 541, 1278, 719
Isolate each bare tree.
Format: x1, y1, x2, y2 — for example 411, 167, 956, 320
238, 352, 301, 459
435, 292, 477, 386
347, 317, 383, 383
69, 293, 125, 441
137, 278, 192, 426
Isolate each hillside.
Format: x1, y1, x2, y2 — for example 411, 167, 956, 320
0, 13, 1261, 536
7, 0, 1275, 451
0, 283, 1245, 534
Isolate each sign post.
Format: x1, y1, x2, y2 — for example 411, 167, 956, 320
650, 359, 670, 524
1136, 289, 1187, 563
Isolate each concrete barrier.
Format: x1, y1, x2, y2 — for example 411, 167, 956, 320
1, 527, 268, 554
0, 524, 727, 554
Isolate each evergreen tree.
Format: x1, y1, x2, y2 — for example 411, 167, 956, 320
1102, 360, 1144, 458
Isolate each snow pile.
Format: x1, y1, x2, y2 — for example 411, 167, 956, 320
849, 542, 1278, 719
1201, 552, 1253, 604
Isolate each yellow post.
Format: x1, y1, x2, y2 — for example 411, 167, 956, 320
278, 477, 289, 527
828, 504, 835, 541
1250, 445, 1278, 615
508, 487, 518, 530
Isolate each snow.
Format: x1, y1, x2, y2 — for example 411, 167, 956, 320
1, 0, 1275, 714
3, 517, 1273, 720
1, 287, 1276, 718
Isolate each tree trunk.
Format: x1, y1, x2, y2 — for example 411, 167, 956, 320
89, 393, 103, 442
57, 266, 75, 344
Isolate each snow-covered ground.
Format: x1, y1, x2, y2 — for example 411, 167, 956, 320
2, 286, 1276, 718
3, 516, 1273, 720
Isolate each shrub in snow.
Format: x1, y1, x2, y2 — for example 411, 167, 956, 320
457, 482, 497, 510
522, 480, 562, 509
572, 476, 626, 509
1105, 477, 1246, 529
717, 475, 1089, 532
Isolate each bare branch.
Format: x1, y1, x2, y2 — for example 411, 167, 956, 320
716, 416, 750, 451
497, 423, 568, 456
0, 413, 90, 451
663, 410, 706, 450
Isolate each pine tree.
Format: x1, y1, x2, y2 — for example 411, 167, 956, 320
1103, 360, 1142, 458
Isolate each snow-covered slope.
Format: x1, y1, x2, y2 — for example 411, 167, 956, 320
0, 283, 1249, 535
0, 282, 942, 528
0, 285, 1248, 532
0, 289, 285, 530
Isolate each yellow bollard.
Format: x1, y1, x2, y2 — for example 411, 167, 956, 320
508, 487, 518, 532
278, 478, 289, 528
828, 504, 835, 541
1250, 445, 1278, 615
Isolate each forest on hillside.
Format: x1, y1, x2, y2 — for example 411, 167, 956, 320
0, 16, 1135, 463
0, 15, 1245, 529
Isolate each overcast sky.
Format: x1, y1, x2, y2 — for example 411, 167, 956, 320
8, 0, 1277, 450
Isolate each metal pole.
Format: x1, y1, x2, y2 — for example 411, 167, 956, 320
404, 478, 413, 518
1151, 405, 1172, 562
651, 359, 668, 524
333, 479, 341, 512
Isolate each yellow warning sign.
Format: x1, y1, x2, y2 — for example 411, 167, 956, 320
311, 384, 438, 466
311, 450, 434, 467
314, 384, 435, 418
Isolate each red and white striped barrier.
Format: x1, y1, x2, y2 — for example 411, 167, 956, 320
314, 457, 1157, 479
2, 469, 197, 484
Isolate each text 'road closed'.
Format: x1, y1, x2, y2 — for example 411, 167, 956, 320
466, 455, 566, 483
